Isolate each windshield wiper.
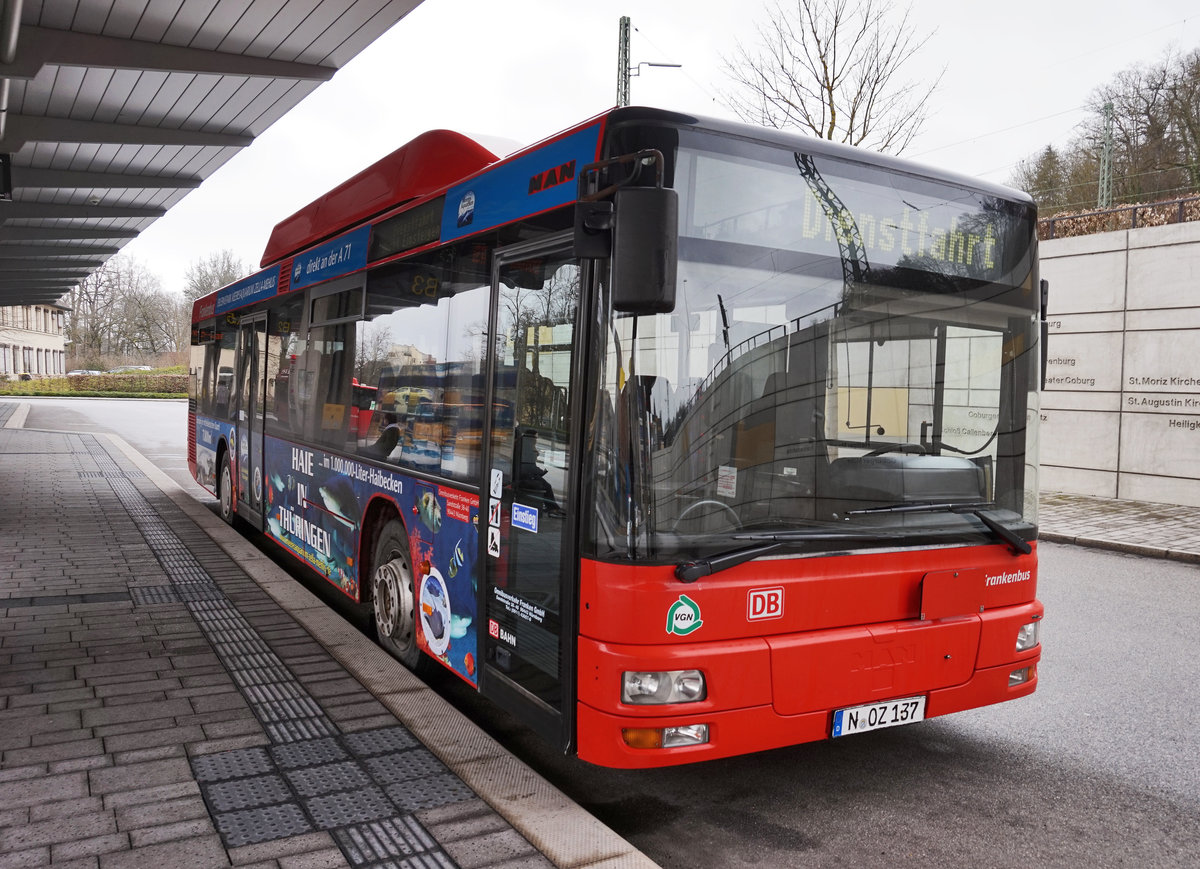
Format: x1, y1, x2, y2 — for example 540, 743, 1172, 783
845, 501, 1032, 556
673, 527, 905, 583
674, 541, 785, 583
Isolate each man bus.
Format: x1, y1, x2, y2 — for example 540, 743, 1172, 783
190, 107, 1043, 768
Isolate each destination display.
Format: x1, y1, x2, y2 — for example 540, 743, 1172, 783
679, 138, 1035, 287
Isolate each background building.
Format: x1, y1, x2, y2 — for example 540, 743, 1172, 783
0, 303, 69, 379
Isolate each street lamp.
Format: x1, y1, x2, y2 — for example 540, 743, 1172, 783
616, 17, 681, 107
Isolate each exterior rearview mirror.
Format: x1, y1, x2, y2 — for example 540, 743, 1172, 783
611, 186, 678, 314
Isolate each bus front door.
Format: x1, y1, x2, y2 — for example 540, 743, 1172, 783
482, 239, 583, 750
234, 313, 268, 527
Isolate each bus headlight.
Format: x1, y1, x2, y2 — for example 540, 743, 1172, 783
622, 669, 707, 704
1016, 620, 1040, 652
622, 724, 710, 749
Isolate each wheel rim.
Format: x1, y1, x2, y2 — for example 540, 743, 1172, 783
374, 557, 415, 647
219, 461, 232, 519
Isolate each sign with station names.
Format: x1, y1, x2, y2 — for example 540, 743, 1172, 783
1039, 222, 1200, 504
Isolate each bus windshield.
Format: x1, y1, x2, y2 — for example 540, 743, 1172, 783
586, 128, 1041, 562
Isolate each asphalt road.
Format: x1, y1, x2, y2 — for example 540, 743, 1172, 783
10, 396, 210, 499
438, 541, 1200, 868
9, 396, 1198, 867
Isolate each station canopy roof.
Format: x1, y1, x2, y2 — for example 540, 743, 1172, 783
0, 0, 423, 307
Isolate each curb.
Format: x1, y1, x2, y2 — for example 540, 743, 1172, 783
1038, 531, 1200, 565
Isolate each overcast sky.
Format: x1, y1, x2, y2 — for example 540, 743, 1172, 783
122, 0, 1199, 295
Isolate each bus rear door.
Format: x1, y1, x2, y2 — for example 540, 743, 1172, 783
234, 312, 268, 527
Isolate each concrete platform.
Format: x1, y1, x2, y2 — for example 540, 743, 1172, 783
0, 402, 656, 869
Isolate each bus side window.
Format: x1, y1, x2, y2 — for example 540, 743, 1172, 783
267, 298, 304, 434
300, 322, 356, 452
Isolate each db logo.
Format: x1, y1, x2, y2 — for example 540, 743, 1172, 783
748, 587, 784, 621
488, 619, 500, 638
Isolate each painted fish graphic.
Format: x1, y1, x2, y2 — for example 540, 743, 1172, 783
417, 491, 442, 534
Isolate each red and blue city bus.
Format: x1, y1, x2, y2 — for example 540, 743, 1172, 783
189, 107, 1044, 768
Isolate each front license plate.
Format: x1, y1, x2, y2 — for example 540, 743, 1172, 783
831, 696, 926, 737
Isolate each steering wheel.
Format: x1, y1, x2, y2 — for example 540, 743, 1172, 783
672, 499, 743, 532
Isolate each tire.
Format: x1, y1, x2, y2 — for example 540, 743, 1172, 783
217, 450, 236, 526
371, 519, 428, 672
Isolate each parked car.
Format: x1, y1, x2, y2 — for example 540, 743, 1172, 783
66, 369, 104, 375
107, 365, 153, 373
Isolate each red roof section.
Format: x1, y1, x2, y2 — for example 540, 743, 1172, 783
260, 130, 499, 267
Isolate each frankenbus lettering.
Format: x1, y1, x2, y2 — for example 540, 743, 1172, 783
984, 570, 1031, 586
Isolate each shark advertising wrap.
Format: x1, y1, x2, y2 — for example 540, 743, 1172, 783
261, 435, 481, 686
194, 416, 234, 492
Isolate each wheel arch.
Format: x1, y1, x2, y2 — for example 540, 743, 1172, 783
359, 493, 405, 605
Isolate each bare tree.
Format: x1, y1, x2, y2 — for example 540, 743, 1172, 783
722, 0, 942, 154
1166, 48, 1200, 191
184, 249, 248, 303
67, 261, 120, 360
1014, 48, 1200, 214
65, 256, 189, 364
355, 321, 395, 388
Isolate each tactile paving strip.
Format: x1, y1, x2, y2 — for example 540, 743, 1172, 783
78, 435, 467, 866
345, 727, 421, 756
207, 775, 294, 812
307, 785, 397, 829
364, 748, 449, 785
271, 737, 348, 769
333, 817, 441, 863
214, 803, 314, 848
285, 761, 373, 797
265, 718, 340, 743
385, 774, 474, 813
130, 585, 228, 605
192, 746, 275, 782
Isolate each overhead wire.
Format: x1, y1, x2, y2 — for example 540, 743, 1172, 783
909, 13, 1195, 178
628, 11, 1194, 187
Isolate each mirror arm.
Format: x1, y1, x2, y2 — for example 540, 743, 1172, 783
576, 149, 666, 202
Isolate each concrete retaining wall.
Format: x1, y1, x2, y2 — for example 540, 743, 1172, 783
1040, 220, 1200, 506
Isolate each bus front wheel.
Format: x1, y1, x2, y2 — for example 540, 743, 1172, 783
371, 521, 426, 672
217, 452, 235, 526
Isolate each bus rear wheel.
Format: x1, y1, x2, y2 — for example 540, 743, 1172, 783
371, 521, 426, 672
217, 451, 235, 526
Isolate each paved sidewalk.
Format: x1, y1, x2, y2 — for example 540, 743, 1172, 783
0, 410, 652, 869
1038, 490, 1200, 563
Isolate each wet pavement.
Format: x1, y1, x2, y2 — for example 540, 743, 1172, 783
0, 402, 651, 869
3, 395, 1197, 868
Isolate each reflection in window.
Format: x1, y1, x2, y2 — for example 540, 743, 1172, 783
293, 321, 355, 450
311, 288, 363, 323
354, 244, 492, 482
197, 318, 237, 419
266, 297, 304, 434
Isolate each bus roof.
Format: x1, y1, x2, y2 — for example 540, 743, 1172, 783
259, 129, 499, 268
192, 107, 1032, 325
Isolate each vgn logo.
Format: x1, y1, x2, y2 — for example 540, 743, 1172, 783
748, 586, 784, 621
666, 594, 703, 636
